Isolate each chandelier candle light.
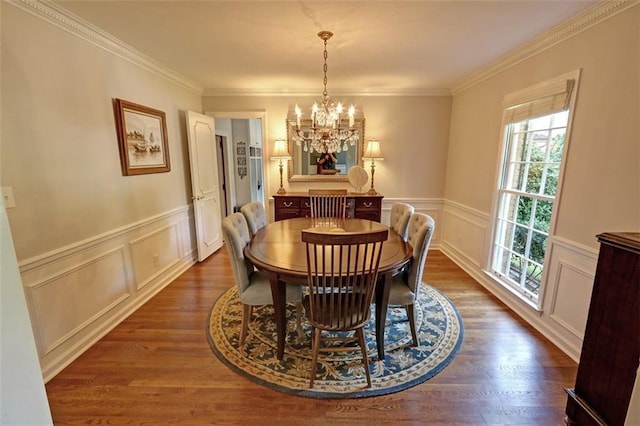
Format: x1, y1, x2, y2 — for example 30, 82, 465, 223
293, 31, 359, 154
271, 138, 291, 194
362, 139, 384, 195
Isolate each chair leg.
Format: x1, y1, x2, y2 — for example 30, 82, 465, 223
406, 303, 418, 347
309, 328, 322, 388
355, 328, 372, 388
240, 304, 252, 347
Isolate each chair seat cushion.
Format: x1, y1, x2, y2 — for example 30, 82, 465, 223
303, 293, 371, 330
239, 271, 303, 305
388, 276, 416, 306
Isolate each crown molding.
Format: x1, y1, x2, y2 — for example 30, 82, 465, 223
10, 0, 635, 98
451, 0, 639, 95
201, 87, 452, 97
8, 0, 204, 95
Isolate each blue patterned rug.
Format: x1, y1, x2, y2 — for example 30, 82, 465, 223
207, 282, 464, 398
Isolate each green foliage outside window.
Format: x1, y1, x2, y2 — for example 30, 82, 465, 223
511, 133, 565, 292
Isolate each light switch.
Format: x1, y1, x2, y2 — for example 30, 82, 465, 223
2, 187, 16, 209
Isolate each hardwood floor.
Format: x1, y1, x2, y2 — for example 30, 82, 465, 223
45, 249, 577, 425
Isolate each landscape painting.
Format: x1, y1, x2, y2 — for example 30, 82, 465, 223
114, 98, 170, 175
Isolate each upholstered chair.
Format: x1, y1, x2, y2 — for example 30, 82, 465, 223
221, 212, 302, 346
389, 203, 414, 240
388, 212, 435, 347
240, 201, 267, 236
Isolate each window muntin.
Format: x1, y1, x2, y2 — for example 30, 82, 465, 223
491, 110, 568, 301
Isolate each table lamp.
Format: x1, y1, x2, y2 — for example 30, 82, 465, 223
271, 138, 291, 194
362, 139, 384, 195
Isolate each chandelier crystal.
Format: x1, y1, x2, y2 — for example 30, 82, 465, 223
293, 31, 359, 154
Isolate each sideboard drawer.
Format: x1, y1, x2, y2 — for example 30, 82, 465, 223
355, 197, 381, 211
274, 197, 300, 210
354, 197, 382, 222
300, 198, 312, 218
274, 197, 300, 221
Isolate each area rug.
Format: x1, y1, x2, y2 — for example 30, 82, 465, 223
207, 281, 464, 398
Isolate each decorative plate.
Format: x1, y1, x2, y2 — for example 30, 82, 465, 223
348, 166, 368, 192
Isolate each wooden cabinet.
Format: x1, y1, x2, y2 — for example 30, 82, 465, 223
565, 232, 640, 426
273, 193, 383, 222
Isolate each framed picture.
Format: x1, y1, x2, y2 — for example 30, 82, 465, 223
114, 98, 170, 175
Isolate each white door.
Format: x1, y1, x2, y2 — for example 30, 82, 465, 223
186, 111, 223, 261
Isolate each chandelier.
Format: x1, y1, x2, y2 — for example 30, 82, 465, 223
292, 31, 359, 154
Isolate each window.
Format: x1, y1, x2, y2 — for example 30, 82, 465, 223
490, 71, 580, 305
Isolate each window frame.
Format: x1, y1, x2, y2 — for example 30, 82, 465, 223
486, 70, 581, 310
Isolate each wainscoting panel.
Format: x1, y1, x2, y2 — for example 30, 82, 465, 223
19, 206, 197, 381
542, 238, 598, 344
27, 247, 130, 354
441, 201, 490, 266
440, 200, 599, 361
129, 223, 181, 290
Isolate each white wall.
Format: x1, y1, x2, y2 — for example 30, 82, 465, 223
442, 4, 639, 359
1, 3, 201, 382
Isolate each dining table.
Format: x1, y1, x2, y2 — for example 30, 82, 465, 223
243, 216, 412, 360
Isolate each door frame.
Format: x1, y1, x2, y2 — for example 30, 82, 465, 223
215, 128, 232, 217
206, 111, 270, 211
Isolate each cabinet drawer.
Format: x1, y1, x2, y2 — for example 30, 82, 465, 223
276, 210, 300, 221
274, 196, 301, 221
355, 198, 381, 212
356, 210, 381, 222
274, 198, 300, 210
354, 197, 382, 222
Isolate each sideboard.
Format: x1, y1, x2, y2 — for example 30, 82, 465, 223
273, 193, 383, 222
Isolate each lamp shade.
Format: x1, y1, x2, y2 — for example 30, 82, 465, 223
362, 139, 384, 160
271, 138, 291, 160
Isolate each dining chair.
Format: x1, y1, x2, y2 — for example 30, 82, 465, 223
388, 212, 435, 347
221, 212, 302, 346
308, 189, 348, 219
389, 203, 414, 240
240, 201, 267, 236
302, 227, 388, 388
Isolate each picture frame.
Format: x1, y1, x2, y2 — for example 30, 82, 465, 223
114, 98, 171, 175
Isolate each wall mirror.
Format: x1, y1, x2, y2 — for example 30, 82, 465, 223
287, 118, 365, 182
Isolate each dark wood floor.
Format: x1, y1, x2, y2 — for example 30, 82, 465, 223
45, 249, 577, 425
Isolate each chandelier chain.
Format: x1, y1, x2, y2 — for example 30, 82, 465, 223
322, 38, 328, 99
292, 30, 359, 156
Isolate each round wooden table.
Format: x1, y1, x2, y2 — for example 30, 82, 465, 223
244, 217, 411, 360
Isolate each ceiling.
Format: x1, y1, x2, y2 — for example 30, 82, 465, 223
53, 1, 601, 95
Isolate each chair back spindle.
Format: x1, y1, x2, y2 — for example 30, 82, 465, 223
308, 189, 348, 219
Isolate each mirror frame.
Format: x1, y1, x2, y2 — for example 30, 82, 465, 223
287, 118, 365, 182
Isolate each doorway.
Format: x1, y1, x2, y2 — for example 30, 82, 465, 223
216, 134, 229, 219
208, 112, 268, 218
